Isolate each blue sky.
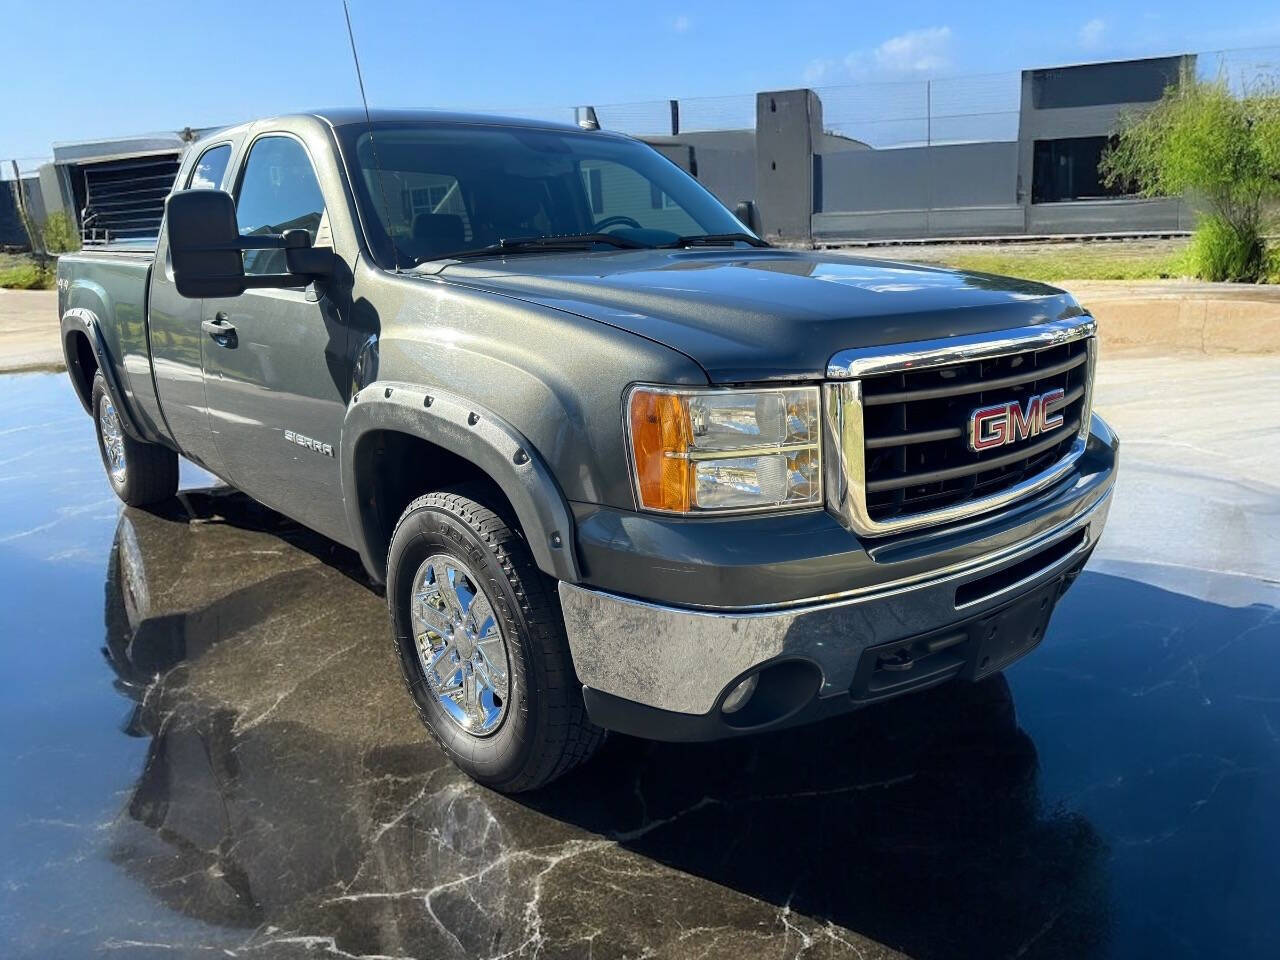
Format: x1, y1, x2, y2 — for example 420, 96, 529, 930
2, 0, 1279, 163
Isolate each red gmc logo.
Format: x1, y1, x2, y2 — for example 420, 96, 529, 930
968, 389, 1066, 452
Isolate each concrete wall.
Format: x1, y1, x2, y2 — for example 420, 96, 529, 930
808, 55, 1199, 241
1016, 55, 1193, 209
814, 205, 1025, 241
645, 128, 867, 215
1025, 196, 1190, 233
818, 141, 1017, 213
754, 89, 823, 244
645, 131, 757, 211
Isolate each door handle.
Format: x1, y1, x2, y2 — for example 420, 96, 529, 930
201, 313, 237, 346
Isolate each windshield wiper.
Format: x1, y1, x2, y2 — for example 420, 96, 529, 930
431, 233, 648, 262
660, 232, 770, 249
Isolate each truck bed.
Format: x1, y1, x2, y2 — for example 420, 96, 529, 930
57, 248, 167, 443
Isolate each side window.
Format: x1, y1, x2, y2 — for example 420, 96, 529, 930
235, 136, 326, 276
188, 144, 232, 190
577, 159, 702, 234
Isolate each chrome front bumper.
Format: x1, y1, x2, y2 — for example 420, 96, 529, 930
560, 456, 1113, 719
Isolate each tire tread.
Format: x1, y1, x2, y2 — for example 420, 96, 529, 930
388, 488, 604, 791
92, 372, 178, 507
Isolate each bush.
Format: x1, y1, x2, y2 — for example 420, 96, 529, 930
1103, 74, 1280, 282
0, 262, 54, 290
40, 211, 80, 254
1182, 216, 1268, 282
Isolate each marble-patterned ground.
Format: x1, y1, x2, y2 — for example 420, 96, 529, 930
0, 360, 1276, 960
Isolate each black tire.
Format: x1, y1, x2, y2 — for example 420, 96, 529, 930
92, 372, 179, 507
387, 488, 604, 792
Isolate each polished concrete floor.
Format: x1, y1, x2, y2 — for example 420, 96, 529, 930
0, 359, 1276, 960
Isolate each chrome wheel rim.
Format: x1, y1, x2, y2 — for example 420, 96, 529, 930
99, 396, 127, 485
410, 554, 510, 736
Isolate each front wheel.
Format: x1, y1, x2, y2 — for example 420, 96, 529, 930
92, 372, 178, 507
387, 488, 604, 792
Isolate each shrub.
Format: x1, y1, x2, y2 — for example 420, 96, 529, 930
1103, 74, 1280, 282
40, 211, 80, 254
0, 262, 54, 290
1182, 215, 1267, 282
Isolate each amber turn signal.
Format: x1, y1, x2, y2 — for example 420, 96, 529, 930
628, 389, 694, 511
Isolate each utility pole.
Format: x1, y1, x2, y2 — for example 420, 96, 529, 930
9, 159, 44, 256
924, 80, 933, 236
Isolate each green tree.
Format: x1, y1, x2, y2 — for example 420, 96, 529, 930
1102, 73, 1280, 282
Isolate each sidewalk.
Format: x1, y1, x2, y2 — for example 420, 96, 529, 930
1063, 279, 1280, 354
1, 279, 1277, 374
0, 288, 61, 372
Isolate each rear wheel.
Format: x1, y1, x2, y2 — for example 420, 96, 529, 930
92, 372, 178, 507
387, 488, 604, 792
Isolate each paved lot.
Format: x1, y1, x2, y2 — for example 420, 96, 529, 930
0, 356, 1277, 959
0, 288, 61, 371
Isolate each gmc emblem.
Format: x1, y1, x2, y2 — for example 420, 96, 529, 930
968, 388, 1065, 452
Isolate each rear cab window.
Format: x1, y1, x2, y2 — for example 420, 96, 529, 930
188, 143, 232, 190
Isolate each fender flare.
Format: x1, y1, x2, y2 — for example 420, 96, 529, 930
341, 380, 581, 585
60, 306, 147, 442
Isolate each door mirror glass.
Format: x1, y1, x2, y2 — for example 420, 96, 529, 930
167, 189, 246, 299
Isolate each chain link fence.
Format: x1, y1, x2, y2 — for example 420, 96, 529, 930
5, 44, 1278, 253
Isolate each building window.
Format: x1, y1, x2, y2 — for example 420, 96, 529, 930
1031, 136, 1133, 203
408, 184, 453, 216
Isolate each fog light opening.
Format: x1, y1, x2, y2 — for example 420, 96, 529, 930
719, 660, 822, 730
720, 673, 759, 714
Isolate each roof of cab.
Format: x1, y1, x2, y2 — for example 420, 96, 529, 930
189, 108, 615, 150
310, 107, 587, 133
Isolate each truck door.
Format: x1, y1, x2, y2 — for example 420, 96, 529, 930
148, 141, 235, 476
198, 134, 354, 544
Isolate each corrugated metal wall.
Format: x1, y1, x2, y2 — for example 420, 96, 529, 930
77, 153, 181, 244
0, 181, 27, 247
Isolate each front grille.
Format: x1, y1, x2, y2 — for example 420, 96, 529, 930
859, 337, 1090, 524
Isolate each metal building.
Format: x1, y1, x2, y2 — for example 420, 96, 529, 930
35, 129, 214, 246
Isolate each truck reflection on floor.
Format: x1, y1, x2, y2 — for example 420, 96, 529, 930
100, 491, 1108, 958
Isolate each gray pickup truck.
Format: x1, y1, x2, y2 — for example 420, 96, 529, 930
58, 110, 1117, 791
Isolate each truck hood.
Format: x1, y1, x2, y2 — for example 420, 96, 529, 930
439, 249, 1084, 383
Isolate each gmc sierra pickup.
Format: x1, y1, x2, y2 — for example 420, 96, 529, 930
58, 110, 1117, 791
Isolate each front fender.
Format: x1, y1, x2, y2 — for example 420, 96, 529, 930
341, 380, 581, 585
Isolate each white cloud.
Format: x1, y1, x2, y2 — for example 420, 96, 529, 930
672, 14, 691, 33
860, 26, 953, 75
1078, 18, 1106, 48
803, 58, 838, 84
812, 26, 953, 83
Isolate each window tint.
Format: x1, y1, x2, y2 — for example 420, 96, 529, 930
188, 144, 231, 190
576, 160, 701, 232
344, 125, 747, 268
235, 136, 326, 275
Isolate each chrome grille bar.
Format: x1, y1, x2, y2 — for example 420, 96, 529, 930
824, 316, 1097, 537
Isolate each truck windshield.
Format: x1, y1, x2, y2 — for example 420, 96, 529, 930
340, 122, 755, 268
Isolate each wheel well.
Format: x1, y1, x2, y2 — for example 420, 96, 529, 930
66, 330, 98, 411
354, 429, 520, 582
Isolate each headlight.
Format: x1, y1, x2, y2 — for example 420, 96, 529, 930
626, 385, 822, 514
